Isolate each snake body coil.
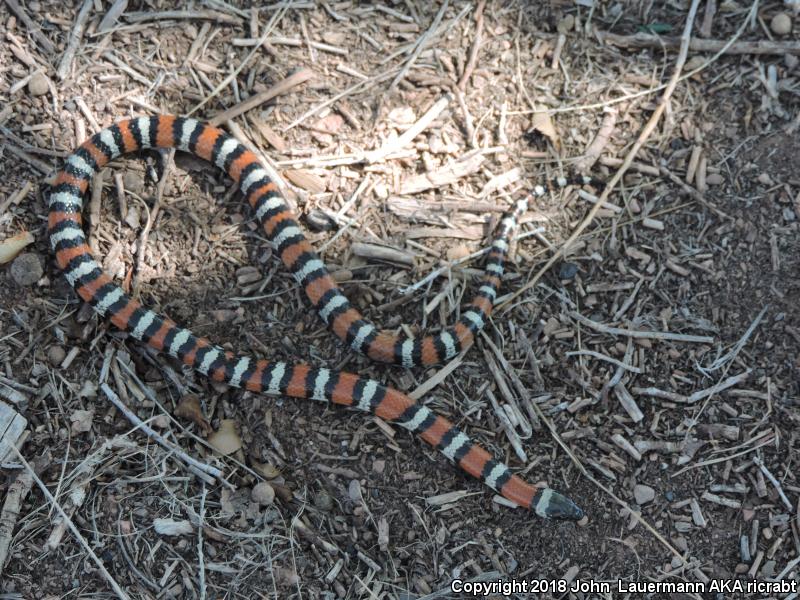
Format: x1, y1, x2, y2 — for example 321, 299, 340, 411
47, 115, 583, 520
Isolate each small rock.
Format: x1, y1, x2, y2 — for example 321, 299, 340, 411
372, 182, 389, 199
446, 244, 471, 261
633, 484, 656, 505
47, 345, 66, 367
251, 482, 275, 506
314, 491, 334, 512
315, 113, 344, 135
665, 490, 675, 502
124, 205, 140, 229
28, 72, 49, 96
684, 55, 706, 73
321, 31, 346, 46
543, 317, 561, 336
734, 562, 749, 574
761, 560, 776, 578
348, 479, 362, 502
576, 514, 589, 527
122, 171, 145, 195
558, 261, 578, 280
331, 268, 352, 283
10, 252, 43, 286
770, 12, 792, 36
79, 380, 98, 398
557, 14, 574, 34
786, 54, 799, 70
211, 309, 237, 323
236, 266, 261, 285
706, 173, 724, 185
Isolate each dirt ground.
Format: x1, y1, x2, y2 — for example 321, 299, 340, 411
1, 1, 799, 598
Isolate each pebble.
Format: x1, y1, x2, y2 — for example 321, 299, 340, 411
706, 173, 724, 185
251, 482, 275, 506
559, 261, 578, 280
314, 491, 333, 512
446, 244, 471, 261
28, 72, 49, 97
557, 14, 574, 34
770, 12, 792, 36
236, 266, 261, 285
122, 171, 145, 195
761, 560, 776, 578
47, 345, 66, 367
10, 252, 43, 286
331, 268, 352, 283
633, 484, 656, 505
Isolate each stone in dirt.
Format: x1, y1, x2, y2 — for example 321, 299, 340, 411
633, 484, 655, 505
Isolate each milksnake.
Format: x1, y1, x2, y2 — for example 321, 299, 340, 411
47, 115, 583, 520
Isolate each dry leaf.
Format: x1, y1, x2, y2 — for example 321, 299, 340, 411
153, 518, 194, 536
284, 169, 327, 193
530, 109, 560, 150
78, 380, 98, 399
219, 488, 236, 517
70, 409, 94, 434
387, 106, 416, 127
252, 460, 281, 479
0, 231, 34, 264
208, 419, 242, 455
174, 395, 211, 435
315, 113, 343, 135
251, 116, 286, 152
378, 516, 389, 551
425, 490, 469, 506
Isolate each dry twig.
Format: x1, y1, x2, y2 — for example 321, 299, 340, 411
596, 29, 800, 56
456, 0, 486, 92
100, 383, 225, 481
57, 0, 94, 80
3, 0, 55, 53
209, 68, 314, 126
7, 445, 130, 600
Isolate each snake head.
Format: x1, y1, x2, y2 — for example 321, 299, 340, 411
532, 488, 585, 521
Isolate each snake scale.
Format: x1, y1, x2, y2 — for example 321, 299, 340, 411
46, 115, 583, 520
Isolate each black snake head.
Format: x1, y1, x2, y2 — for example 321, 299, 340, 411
533, 488, 585, 521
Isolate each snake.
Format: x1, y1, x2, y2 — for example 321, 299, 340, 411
46, 115, 584, 520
